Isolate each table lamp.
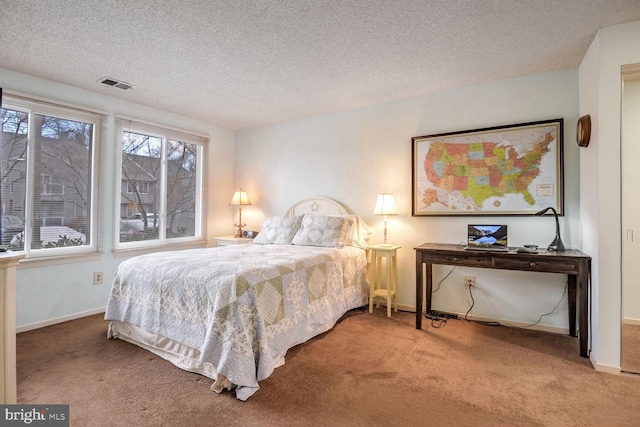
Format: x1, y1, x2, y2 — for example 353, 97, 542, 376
373, 193, 397, 246
229, 189, 252, 237
534, 206, 565, 251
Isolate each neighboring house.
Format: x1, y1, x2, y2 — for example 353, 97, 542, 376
120, 152, 197, 236
120, 153, 158, 220
0, 129, 89, 237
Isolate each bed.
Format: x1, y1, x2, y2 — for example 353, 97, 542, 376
105, 197, 371, 400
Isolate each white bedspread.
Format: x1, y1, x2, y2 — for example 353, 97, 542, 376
104, 244, 368, 400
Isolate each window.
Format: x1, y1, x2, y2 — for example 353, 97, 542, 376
127, 181, 149, 194
1, 96, 99, 256
116, 120, 204, 248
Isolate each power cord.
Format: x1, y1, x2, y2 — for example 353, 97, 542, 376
423, 266, 456, 308
424, 242, 465, 326
464, 281, 568, 329
464, 285, 500, 326
428, 316, 448, 328
424, 258, 568, 331
423, 266, 457, 328
432, 266, 457, 293
502, 281, 568, 329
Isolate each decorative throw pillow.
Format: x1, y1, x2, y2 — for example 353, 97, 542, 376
253, 216, 302, 245
291, 214, 354, 248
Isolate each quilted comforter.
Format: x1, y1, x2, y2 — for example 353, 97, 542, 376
104, 243, 368, 400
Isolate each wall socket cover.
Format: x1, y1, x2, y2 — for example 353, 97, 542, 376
93, 272, 103, 284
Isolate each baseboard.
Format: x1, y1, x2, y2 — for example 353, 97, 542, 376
457, 313, 570, 335
397, 303, 414, 312
17, 307, 106, 333
404, 305, 569, 335
592, 358, 621, 374
623, 317, 640, 326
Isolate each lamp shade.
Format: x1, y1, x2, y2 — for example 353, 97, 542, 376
229, 189, 252, 206
373, 193, 397, 216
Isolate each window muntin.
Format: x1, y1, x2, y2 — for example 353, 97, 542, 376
1, 98, 99, 256
116, 122, 203, 248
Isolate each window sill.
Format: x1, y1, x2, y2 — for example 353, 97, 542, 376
16, 251, 103, 269
112, 240, 209, 259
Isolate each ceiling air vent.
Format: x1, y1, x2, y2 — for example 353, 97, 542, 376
98, 77, 134, 91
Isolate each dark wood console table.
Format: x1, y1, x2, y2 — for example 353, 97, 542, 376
415, 243, 591, 358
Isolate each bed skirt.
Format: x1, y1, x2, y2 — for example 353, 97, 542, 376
107, 320, 288, 395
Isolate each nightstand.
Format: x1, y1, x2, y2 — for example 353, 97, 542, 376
214, 236, 253, 246
368, 244, 400, 317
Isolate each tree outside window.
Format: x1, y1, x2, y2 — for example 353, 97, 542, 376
1, 100, 97, 254
117, 124, 203, 247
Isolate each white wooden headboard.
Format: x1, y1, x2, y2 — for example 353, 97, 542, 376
285, 197, 350, 216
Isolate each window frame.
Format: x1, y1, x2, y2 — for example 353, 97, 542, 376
114, 118, 205, 250
1, 95, 101, 259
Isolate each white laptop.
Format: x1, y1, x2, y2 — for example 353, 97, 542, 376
465, 225, 509, 252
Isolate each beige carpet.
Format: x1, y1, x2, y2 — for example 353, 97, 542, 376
17, 309, 640, 426
622, 323, 640, 373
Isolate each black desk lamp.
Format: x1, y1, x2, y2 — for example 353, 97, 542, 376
535, 207, 565, 251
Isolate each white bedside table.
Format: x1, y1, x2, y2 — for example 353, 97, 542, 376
368, 244, 400, 317
214, 236, 254, 246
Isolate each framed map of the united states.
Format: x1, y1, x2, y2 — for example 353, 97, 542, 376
412, 118, 564, 216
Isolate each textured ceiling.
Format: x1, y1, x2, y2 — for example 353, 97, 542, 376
1, 0, 640, 130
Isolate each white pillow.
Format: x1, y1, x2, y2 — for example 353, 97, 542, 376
253, 216, 302, 245
291, 214, 354, 248
350, 215, 372, 247
298, 214, 371, 247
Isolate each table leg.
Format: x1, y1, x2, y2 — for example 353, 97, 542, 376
416, 253, 423, 329
425, 262, 433, 315
375, 256, 382, 309
578, 259, 590, 358
392, 252, 398, 312
369, 252, 378, 314
386, 253, 392, 317
568, 275, 577, 337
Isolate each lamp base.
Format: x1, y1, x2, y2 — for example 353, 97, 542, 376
547, 235, 566, 252
234, 219, 246, 239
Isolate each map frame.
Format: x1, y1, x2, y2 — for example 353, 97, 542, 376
411, 118, 564, 216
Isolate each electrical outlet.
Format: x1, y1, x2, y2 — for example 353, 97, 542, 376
93, 271, 103, 285
464, 276, 476, 289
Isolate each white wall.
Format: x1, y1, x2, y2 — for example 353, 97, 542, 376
622, 79, 640, 321
236, 69, 581, 332
0, 68, 236, 330
579, 20, 640, 369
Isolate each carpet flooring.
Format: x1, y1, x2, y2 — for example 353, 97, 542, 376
622, 323, 640, 374
16, 309, 640, 426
